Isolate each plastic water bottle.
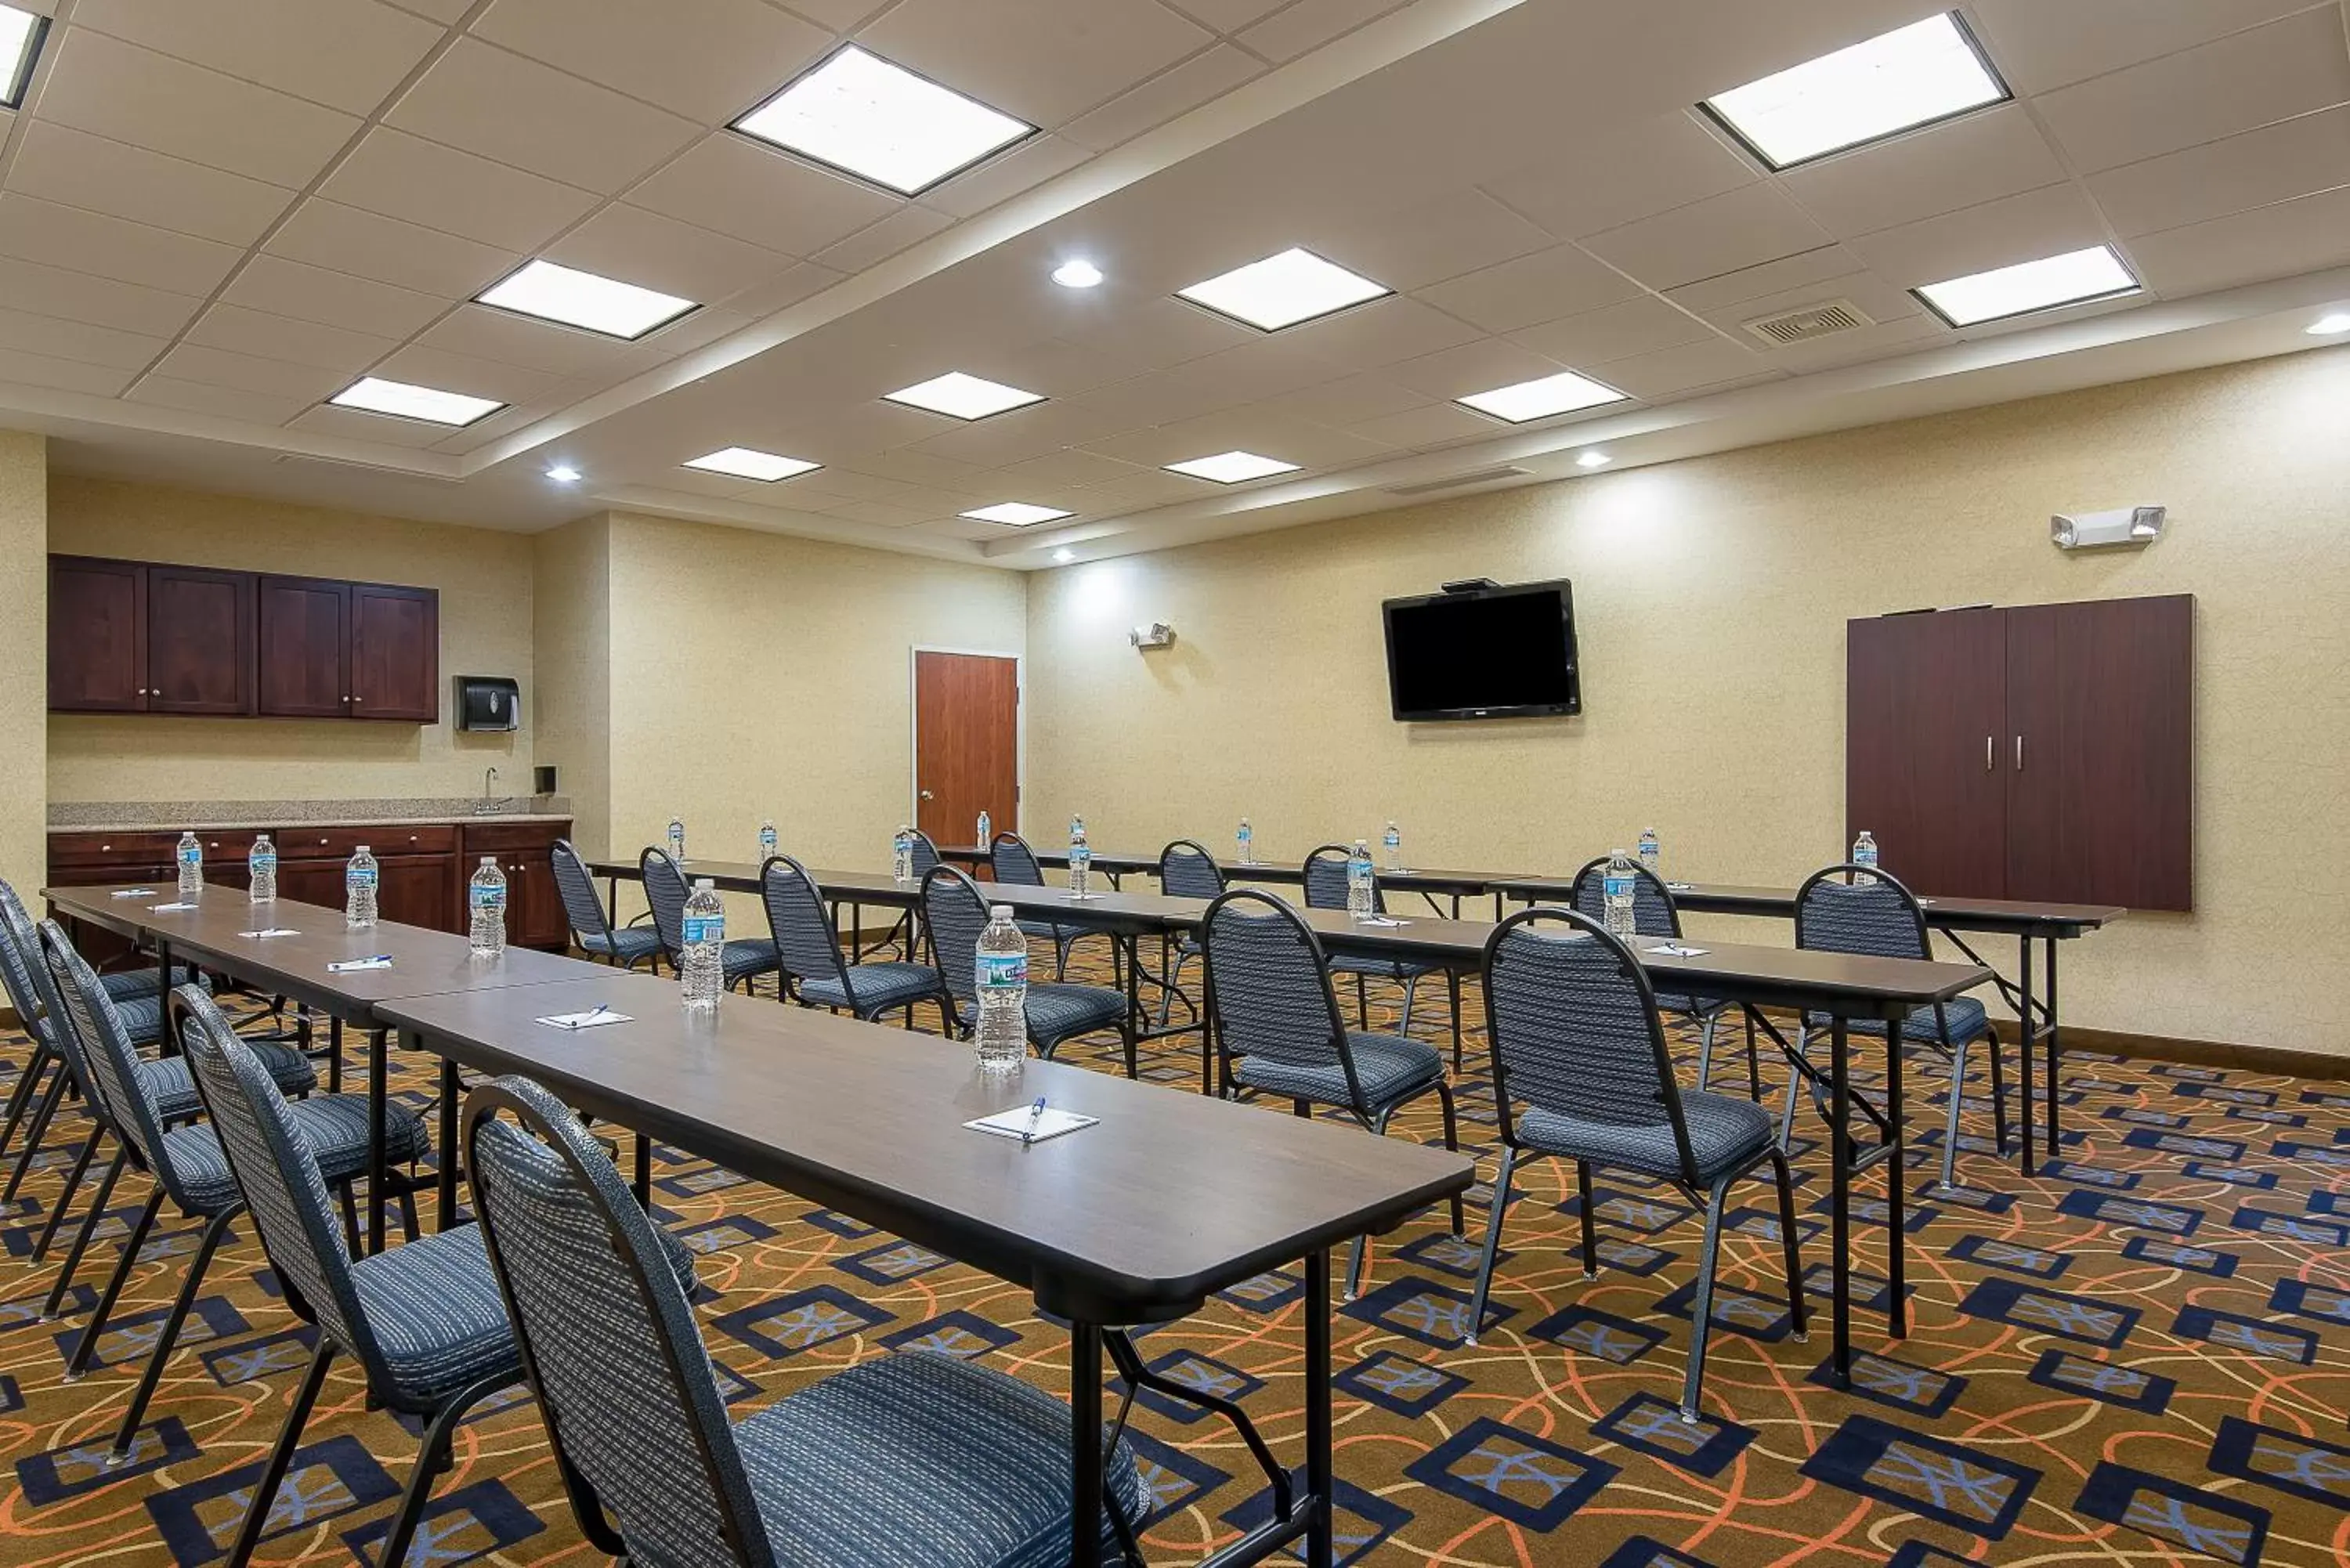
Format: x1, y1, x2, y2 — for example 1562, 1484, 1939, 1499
1068, 815, 1092, 897
1347, 839, 1376, 919
468, 857, 507, 956
679, 877, 723, 1010
1236, 818, 1253, 865
976, 808, 992, 851
974, 905, 1028, 1071
345, 846, 378, 929
1383, 820, 1403, 872
893, 825, 914, 883
176, 832, 204, 898
248, 835, 277, 904
667, 817, 686, 865
758, 818, 778, 862
1853, 829, 1879, 886
1603, 850, 1637, 939
1637, 827, 1660, 874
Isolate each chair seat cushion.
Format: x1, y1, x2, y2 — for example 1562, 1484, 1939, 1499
1235, 1031, 1442, 1111
99, 965, 210, 1003
111, 983, 227, 1048
1656, 992, 1729, 1020
800, 962, 942, 1015
1025, 984, 1124, 1050
580, 927, 662, 963
137, 1039, 316, 1120
160, 1094, 428, 1214
1328, 952, 1439, 981
349, 1224, 522, 1404
737, 1350, 1146, 1568
1805, 994, 1990, 1046
1519, 1089, 1772, 1183
721, 938, 781, 984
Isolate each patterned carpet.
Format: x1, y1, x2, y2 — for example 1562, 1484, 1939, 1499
5, 943, 2350, 1568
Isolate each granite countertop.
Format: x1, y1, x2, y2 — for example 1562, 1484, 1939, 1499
51, 797, 573, 835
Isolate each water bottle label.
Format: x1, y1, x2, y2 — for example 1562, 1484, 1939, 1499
251, 853, 276, 870
1605, 873, 1634, 900
1856, 846, 1878, 865
179, 844, 201, 865
978, 952, 1027, 991
682, 912, 721, 944
472, 884, 508, 911
348, 867, 377, 888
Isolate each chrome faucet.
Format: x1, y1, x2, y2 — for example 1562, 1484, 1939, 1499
483, 766, 500, 800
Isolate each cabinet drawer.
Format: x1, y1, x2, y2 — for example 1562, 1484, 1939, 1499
49, 831, 183, 869
461, 819, 570, 854
277, 825, 457, 862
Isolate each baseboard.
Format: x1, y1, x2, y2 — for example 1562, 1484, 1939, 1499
2063, 1026, 2350, 1082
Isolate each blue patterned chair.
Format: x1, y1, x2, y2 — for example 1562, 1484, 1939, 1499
864, 830, 944, 963
921, 866, 1133, 1076
1300, 844, 1446, 1039
1565, 856, 1756, 1098
1200, 888, 1463, 1298
1153, 839, 1224, 1025
464, 1071, 1149, 1568
1788, 865, 2006, 1192
761, 855, 949, 1026
988, 832, 1092, 980
553, 840, 660, 970
1465, 908, 1806, 1420
642, 846, 780, 994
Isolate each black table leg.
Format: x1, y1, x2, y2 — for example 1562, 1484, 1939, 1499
1447, 968, 1462, 1070
1071, 1320, 1103, 1568
1305, 1247, 1333, 1567
156, 940, 176, 1051
605, 873, 620, 935
437, 1057, 460, 1230
634, 1133, 652, 1209
1830, 1017, 1851, 1383
2016, 935, 2037, 1176
2044, 935, 2061, 1160
328, 1016, 343, 1094
1884, 1033, 1906, 1338
367, 1029, 388, 1254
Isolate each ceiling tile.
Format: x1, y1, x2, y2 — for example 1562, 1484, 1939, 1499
1680, 271, 1925, 345
1070, 467, 1202, 510
472, 0, 830, 123
786, 468, 924, 502
1415, 242, 1643, 334
1061, 42, 1261, 151
810, 205, 956, 274
907, 396, 1133, 465
2088, 105, 2350, 237
546, 204, 794, 309
186, 303, 403, 373
0, 255, 204, 339
0, 349, 136, 398
719, 262, 847, 318
857, 0, 1213, 127
838, 448, 994, 490
1258, 370, 1429, 428
0, 306, 165, 371
1274, 294, 1484, 369
1344, 402, 1493, 448
35, 28, 360, 188
2124, 182, 2350, 295
1158, 334, 1347, 404
0, 191, 243, 295
1580, 183, 1835, 293
67, 0, 447, 114
220, 255, 447, 338
1845, 183, 2108, 287
1084, 406, 1378, 469
153, 343, 348, 402
1480, 111, 1757, 242
385, 38, 701, 194
1661, 245, 1869, 313
1384, 338, 1567, 401
1972, 0, 2325, 95
266, 197, 521, 298
989, 448, 1143, 487
1752, 313, 1946, 374
384, 0, 473, 20
4, 121, 295, 248
2030, 9, 2350, 175
1312, 188, 1554, 293
775, 0, 888, 30
826, 499, 938, 527
1509, 296, 1719, 367
1591, 337, 1763, 400
287, 403, 459, 447
125, 375, 315, 426
924, 135, 1096, 219
320, 128, 600, 253
1780, 106, 2071, 240
414, 304, 655, 378
371, 343, 562, 405
1238, 0, 1408, 63
630, 136, 901, 258
1164, 0, 1288, 30
1053, 293, 1253, 381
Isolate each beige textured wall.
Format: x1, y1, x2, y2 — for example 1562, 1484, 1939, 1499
1026, 349, 2350, 1053
0, 432, 45, 897
530, 516, 612, 857
45, 477, 533, 805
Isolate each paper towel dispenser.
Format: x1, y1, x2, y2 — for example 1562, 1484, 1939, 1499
455, 676, 520, 732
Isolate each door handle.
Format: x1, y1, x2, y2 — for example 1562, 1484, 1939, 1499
2015, 735, 2024, 771
919, 789, 935, 800
1985, 735, 1993, 771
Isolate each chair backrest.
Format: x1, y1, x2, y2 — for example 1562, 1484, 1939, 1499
1567, 856, 1684, 939
908, 831, 942, 880
1481, 907, 1697, 1181
1200, 890, 1363, 1106
467, 1074, 773, 1568
175, 986, 384, 1382
640, 847, 690, 957
551, 840, 616, 948
989, 833, 1045, 887
0, 879, 62, 1053
1301, 844, 1381, 913
1794, 865, 1930, 962
759, 855, 850, 995
1158, 840, 1226, 901
38, 921, 171, 1182
918, 865, 992, 1017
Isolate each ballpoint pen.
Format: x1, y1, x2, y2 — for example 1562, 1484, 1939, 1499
1019, 1096, 1048, 1146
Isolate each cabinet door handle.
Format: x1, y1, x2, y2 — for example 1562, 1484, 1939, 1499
2015, 735, 2024, 771
1985, 735, 1993, 771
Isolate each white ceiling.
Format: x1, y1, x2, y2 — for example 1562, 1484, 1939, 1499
2, 0, 2348, 567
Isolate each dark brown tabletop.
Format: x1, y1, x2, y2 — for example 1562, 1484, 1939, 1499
378, 972, 1473, 1323
1490, 876, 2127, 937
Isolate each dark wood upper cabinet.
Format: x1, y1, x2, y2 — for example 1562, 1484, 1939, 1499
256, 576, 352, 718
1846, 609, 2009, 901
146, 565, 255, 715
349, 583, 439, 721
49, 556, 147, 713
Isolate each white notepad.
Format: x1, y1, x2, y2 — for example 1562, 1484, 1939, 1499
1062, 891, 1108, 901
537, 1008, 630, 1031
326, 956, 393, 973
110, 889, 157, 899
1645, 943, 1709, 958
150, 902, 197, 912
1665, 882, 1695, 892
240, 928, 301, 939
1356, 915, 1408, 927
965, 1106, 1098, 1143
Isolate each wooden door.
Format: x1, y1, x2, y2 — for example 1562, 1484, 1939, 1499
258, 576, 349, 717
2007, 595, 2193, 911
913, 652, 1019, 847
49, 557, 146, 712
349, 583, 439, 721
378, 855, 462, 934
1846, 609, 2008, 898
146, 565, 255, 715
504, 851, 566, 948
273, 858, 348, 912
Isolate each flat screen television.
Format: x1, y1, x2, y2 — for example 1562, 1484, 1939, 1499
1382, 579, 1581, 721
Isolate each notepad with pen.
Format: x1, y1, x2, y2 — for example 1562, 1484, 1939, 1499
537, 1007, 631, 1031
326, 956, 392, 972
964, 1106, 1097, 1142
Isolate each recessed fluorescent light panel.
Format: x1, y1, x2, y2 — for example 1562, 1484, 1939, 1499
1164, 451, 1300, 484
733, 44, 1034, 197
0, 3, 46, 109
329, 377, 504, 428
2306, 313, 2350, 337
684, 447, 821, 482
1914, 245, 2139, 327
476, 259, 696, 341
961, 502, 1074, 526
1576, 451, 1612, 469
1177, 247, 1390, 331
1457, 370, 1626, 425
884, 371, 1045, 421
1701, 13, 2008, 171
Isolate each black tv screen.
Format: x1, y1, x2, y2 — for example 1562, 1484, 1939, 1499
1383, 580, 1581, 721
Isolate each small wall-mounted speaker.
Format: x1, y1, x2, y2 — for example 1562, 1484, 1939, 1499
534, 765, 558, 796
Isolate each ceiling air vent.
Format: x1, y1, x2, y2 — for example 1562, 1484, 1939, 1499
1384, 464, 1531, 498
1743, 298, 1873, 347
